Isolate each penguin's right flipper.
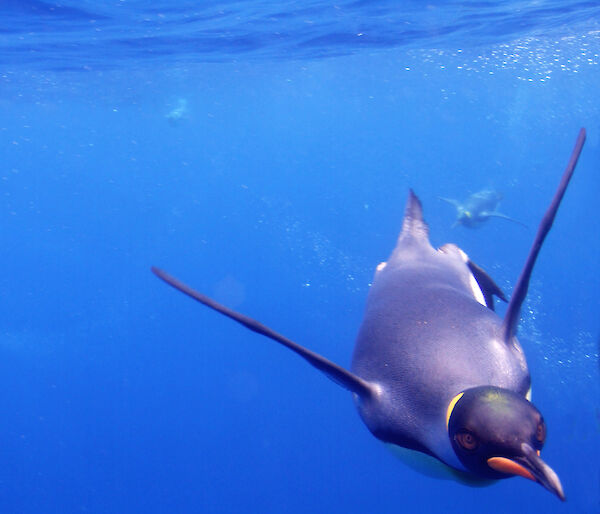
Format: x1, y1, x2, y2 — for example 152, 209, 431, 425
151, 267, 376, 399
438, 196, 460, 208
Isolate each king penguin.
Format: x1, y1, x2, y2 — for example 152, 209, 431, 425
152, 129, 586, 500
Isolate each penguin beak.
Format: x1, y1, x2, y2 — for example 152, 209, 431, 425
487, 443, 565, 501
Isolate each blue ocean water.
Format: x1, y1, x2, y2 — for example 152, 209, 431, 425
1, 1, 599, 512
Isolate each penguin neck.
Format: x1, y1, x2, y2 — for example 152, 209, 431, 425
420, 391, 469, 473
384, 443, 492, 487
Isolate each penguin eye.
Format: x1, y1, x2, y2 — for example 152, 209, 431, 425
456, 431, 478, 451
536, 421, 546, 443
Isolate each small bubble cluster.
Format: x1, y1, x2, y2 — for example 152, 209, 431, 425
404, 30, 599, 83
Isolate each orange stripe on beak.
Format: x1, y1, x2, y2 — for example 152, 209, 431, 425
487, 457, 536, 482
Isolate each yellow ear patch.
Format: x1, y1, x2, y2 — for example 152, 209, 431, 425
446, 392, 464, 430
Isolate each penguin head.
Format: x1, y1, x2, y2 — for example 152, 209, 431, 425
447, 386, 564, 500
458, 209, 472, 222
456, 209, 475, 228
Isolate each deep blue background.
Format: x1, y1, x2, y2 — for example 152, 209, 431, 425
1, 2, 599, 513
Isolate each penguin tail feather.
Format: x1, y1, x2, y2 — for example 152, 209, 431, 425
399, 189, 430, 243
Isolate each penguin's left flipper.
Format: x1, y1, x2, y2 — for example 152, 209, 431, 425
151, 266, 375, 398
484, 211, 528, 228
502, 128, 586, 343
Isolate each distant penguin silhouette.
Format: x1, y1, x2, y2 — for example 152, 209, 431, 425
152, 129, 586, 501
165, 98, 189, 125
440, 189, 526, 228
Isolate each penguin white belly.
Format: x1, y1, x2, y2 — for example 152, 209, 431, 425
385, 443, 496, 487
